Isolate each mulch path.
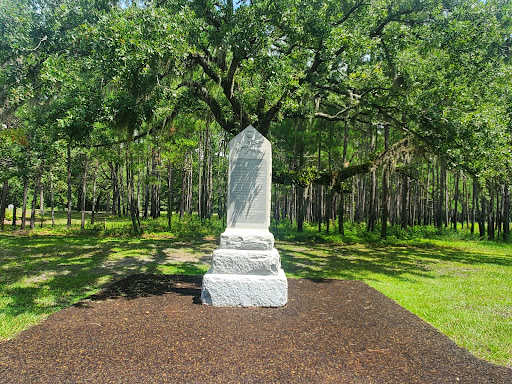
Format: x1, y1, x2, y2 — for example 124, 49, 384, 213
0, 275, 511, 384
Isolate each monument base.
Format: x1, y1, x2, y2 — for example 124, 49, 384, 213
201, 269, 288, 307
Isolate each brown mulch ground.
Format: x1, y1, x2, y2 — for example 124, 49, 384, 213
0, 275, 511, 384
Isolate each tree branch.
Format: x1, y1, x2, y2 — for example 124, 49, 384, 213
333, 1, 370, 26
179, 81, 238, 135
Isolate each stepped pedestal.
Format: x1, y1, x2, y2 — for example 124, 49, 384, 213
200, 126, 287, 307
201, 230, 287, 307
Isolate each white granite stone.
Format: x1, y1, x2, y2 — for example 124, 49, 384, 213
201, 269, 288, 307
219, 228, 274, 250
227, 126, 271, 230
210, 248, 280, 275
201, 126, 287, 307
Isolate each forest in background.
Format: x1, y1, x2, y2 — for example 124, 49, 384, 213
1, 0, 511, 239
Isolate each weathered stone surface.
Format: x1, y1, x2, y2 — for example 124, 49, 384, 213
219, 228, 274, 250
210, 248, 281, 275
201, 269, 288, 307
201, 126, 287, 307
227, 126, 271, 230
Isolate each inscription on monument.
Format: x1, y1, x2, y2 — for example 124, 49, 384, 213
201, 125, 287, 307
228, 158, 268, 227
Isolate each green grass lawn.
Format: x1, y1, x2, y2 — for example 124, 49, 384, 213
1, 211, 511, 368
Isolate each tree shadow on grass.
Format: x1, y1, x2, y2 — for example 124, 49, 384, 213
0, 234, 212, 327
279, 241, 512, 282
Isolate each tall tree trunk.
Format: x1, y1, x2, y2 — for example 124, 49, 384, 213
367, 170, 376, 232
465, 176, 470, 229
206, 129, 213, 219
30, 170, 41, 230
503, 184, 510, 241
488, 181, 495, 240
90, 158, 99, 225
471, 178, 477, 234
297, 185, 305, 232
81, 155, 88, 230
67, 144, 72, 227
179, 169, 186, 219
39, 185, 44, 228
326, 188, 332, 234
110, 163, 118, 216
441, 163, 448, 227
198, 130, 203, 220
401, 173, 409, 231
167, 165, 174, 228
119, 162, 126, 216
498, 186, 504, 238
380, 167, 389, 239
151, 148, 158, 219
136, 165, 141, 219
423, 163, 430, 226
144, 159, 150, 219
12, 189, 17, 228
453, 171, 460, 230
186, 160, 193, 215
479, 190, 486, 239
338, 192, 344, 235
127, 149, 140, 234
50, 169, 55, 227
0, 179, 9, 231
21, 177, 29, 230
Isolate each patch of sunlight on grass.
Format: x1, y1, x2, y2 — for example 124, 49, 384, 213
0, 312, 49, 340
156, 262, 209, 275
0, 296, 13, 309
34, 296, 57, 307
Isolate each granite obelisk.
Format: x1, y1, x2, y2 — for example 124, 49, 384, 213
201, 126, 288, 307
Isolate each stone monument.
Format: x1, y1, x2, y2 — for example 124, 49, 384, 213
201, 126, 288, 307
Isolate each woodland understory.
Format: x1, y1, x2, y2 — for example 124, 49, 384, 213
1, 0, 511, 239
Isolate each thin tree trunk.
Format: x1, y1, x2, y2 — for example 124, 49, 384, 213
180, 169, 186, 219
453, 171, 460, 230
91, 158, 99, 225
12, 189, 17, 228
117, 162, 125, 216
144, 159, 150, 219
50, 169, 55, 227
380, 167, 389, 239
367, 170, 376, 232
479, 189, 486, 239
81, 155, 88, 230
136, 165, 141, 219
151, 149, 158, 219
127, 149, 140, 234
441, 163, 448, 227
297, 185, 305, 232
424, 163, 430, 226
186, 160, 193, 215
338, 192, 344, 235
471, 178, 477, 234
488, 181, 495, 240
0, 179, 9, 231
67, 144, 72, 227
401, 173, 409, 231
21, 177, 28, 230
39, 184, 44, 228
30, 170, 41, 230
167, 165, 173, 228
504, 184, 510, 241
198, 130, 203, 219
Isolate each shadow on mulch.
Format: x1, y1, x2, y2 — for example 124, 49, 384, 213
75, 274, 203, 304
1, 274, 511, 384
